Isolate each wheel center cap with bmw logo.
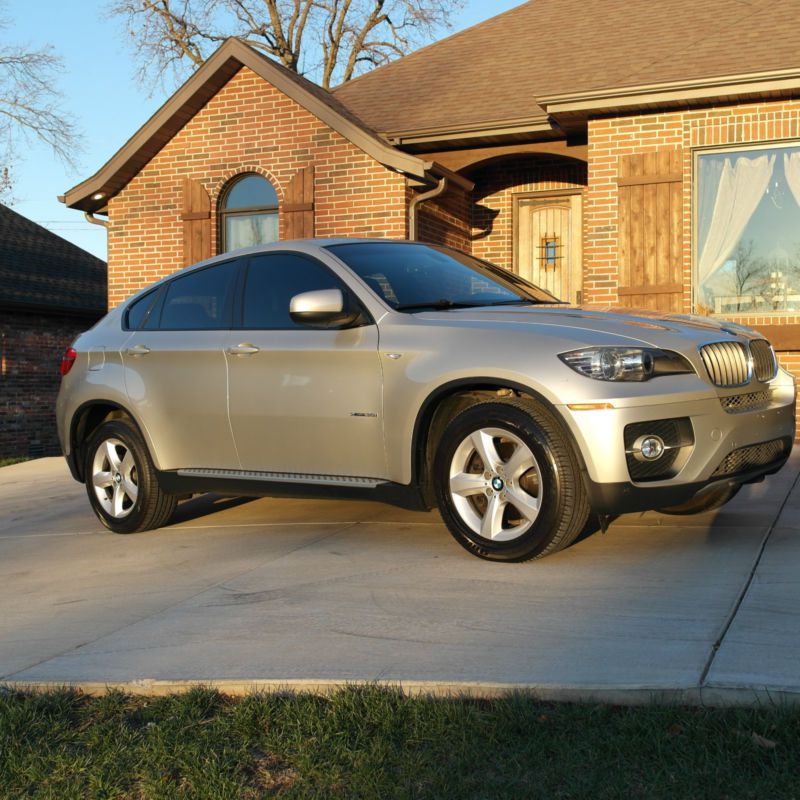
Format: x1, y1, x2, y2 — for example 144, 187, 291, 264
491, 476, 505, 491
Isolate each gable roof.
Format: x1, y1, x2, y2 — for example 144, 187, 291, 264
62, 39, 468, 214
64, 0, 800, 211
0, 204, 107, 315
333, 0, 800, 143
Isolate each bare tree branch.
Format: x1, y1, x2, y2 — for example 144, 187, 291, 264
108, 0, 465, 90
0, 11, 80, 201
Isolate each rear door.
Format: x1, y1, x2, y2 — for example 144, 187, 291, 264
225, 251, 386, 478
122, 260, 241, 471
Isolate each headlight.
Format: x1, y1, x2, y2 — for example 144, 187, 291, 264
559, 347, 694, 382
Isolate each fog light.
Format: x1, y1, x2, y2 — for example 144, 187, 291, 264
633, 435, 665, 462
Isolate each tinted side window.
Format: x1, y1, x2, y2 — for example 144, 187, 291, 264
243, 253, 346, 329
125, 290, 158, 330
159, 262, 237, 330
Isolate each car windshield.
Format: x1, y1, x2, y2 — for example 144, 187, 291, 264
325, 242, 560, 311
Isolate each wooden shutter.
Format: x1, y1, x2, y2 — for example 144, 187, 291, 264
283, 166, 314, 239
181, 178, 211, 266
617, 151, 683, 312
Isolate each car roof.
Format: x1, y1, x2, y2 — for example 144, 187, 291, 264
120, 238, 426, 306
180, 237, 428, 274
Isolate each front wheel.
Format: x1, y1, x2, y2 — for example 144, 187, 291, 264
434, 399, 590, 562
84, 418, 177, 533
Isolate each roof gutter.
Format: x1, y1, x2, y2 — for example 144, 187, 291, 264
385, 115, 554, 147
423, 161, 474, 192
84, 211, 109, 229
539, 67, 800, 115
408, 177, 447, 241
407, 160, 475, 240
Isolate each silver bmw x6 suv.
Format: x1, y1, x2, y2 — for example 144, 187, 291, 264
57, 239, 796, 561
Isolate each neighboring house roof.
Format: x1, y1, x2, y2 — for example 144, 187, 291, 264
0, 204, 107, 315
333, 0, 800, 142
62, 39, 468, 214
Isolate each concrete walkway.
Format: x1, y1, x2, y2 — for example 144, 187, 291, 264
1, 454, 798, 704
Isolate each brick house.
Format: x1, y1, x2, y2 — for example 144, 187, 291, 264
61, 0, 800, 431
0, 204, 106, 457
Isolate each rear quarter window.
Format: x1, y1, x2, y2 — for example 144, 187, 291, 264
124, 289, 159, 330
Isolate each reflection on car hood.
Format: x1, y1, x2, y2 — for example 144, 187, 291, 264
412, 304, 763, 350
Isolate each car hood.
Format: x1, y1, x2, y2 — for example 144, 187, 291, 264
412, 304, 763, 351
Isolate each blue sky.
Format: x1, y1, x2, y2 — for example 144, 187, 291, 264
7, 0, 521, 260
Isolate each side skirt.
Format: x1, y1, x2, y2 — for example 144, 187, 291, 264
155, 468, 430, 512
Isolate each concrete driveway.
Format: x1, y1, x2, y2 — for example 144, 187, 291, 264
1, 454, 799, 703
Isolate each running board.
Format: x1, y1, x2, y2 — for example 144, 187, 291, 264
177, 468, 386, 489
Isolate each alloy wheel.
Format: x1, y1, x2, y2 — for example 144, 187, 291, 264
91, 438, 139, 519
448, 427, 543, 542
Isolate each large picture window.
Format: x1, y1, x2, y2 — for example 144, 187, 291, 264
695, 142, 800, 315
220, 173, 279, 252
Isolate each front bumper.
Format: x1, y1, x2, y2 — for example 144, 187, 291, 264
583, 457, 790, 514
559, 368, 796, 514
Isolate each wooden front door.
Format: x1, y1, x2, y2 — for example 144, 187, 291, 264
516, 193, 583, 303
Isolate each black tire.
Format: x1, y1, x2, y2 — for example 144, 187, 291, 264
657, 483, 741, 515
84, 418, 177, 533
433, 399, 590, 562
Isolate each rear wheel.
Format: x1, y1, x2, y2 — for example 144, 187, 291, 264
85, 418, 177, 533
657, 483, 741, 515
434, 399, 590, 562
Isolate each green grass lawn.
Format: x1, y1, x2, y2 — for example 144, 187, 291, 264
0, 457, 29, 468
1, 687, 799, 799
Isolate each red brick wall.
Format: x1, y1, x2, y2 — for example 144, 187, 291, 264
584, 98, 800, 436
470, 158, 587, 268
584, 99, 800, 312
0, 309, 97, 458
107, 66, 408, 308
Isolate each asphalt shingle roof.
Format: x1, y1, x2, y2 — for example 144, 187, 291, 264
0, 204, 107, 315
332, 0, 800, 135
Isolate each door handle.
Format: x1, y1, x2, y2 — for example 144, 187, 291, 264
226, 343, 260, 355
125, 344, 151, 356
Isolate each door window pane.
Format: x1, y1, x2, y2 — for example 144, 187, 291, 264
696, 144, 800, 314
160, 262, 237, 330
243, 254, 343, 329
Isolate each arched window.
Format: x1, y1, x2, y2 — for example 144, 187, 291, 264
219, 173, 279, 252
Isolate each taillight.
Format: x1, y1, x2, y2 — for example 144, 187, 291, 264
60, 347, 77, 376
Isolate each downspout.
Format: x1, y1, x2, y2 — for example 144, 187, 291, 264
408, 177, 447, 241
84, 211, 109, 229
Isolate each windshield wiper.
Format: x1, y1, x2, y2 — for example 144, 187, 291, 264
394, 298, 562, 312
394, 299, 488, 312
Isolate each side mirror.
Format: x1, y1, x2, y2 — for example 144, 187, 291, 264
289, 288, 360, 328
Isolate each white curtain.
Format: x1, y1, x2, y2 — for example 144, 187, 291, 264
225, 212, 279, 251
697, 154, 775, 284
784, 151, 800, 209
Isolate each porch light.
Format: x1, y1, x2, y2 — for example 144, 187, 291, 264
92, 192, 105, 201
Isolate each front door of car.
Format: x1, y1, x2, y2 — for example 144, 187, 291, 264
225, 252, 386, 478
121, 259, 241, 471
